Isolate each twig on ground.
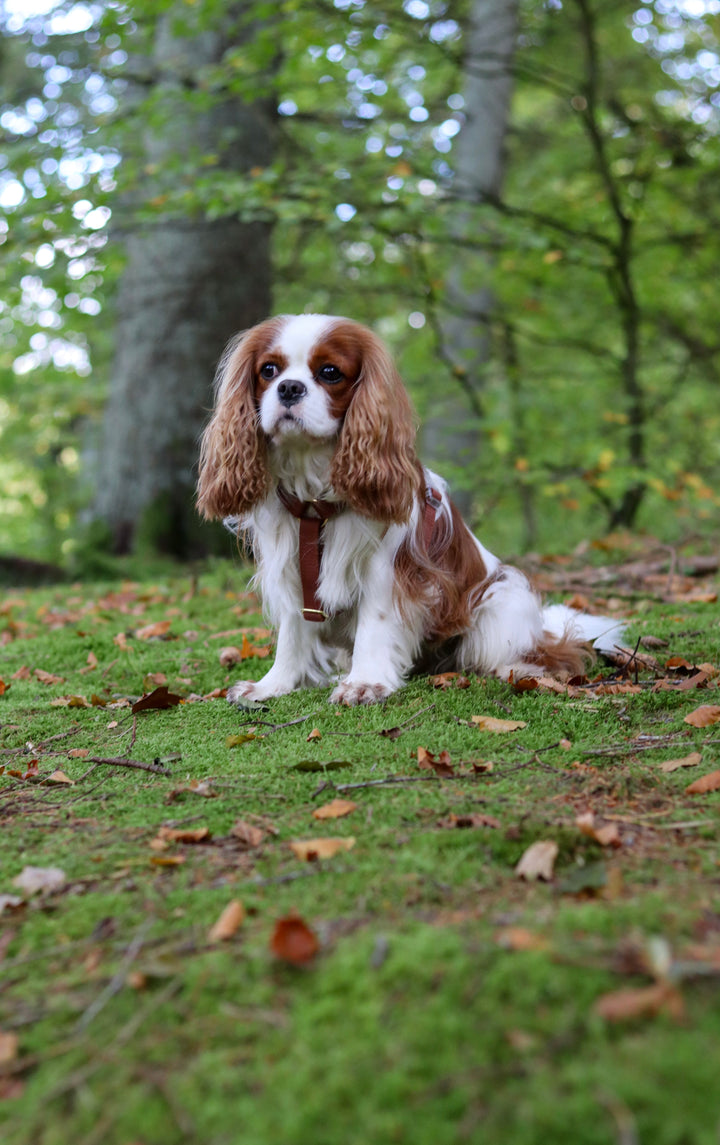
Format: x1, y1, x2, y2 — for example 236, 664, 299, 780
75, 921, 153, 1033
87, 755, 172, 775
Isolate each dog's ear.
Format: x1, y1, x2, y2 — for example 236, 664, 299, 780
331, 328, 421, 522
196, 328, 269, 519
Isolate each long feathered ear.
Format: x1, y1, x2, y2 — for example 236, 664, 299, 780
196, 329, 269, 519
330, 327, 422, 523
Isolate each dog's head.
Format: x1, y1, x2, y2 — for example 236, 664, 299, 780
197, 314, 421, 521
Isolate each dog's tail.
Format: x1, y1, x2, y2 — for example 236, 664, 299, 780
541, 603, 625, 658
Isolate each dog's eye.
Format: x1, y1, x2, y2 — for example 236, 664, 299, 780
259, 363, 279, 380
318, 365, 343, 383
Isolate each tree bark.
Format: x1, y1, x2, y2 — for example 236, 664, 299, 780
92, 8, 275, 556
423, 0, 519, 519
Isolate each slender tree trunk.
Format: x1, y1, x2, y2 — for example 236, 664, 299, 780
92, 8, 276, 556
423, 0, 519, 518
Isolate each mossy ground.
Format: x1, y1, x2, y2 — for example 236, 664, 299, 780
1, 555, 719, 1145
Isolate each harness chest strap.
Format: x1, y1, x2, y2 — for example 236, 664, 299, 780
277, 484, 443, 623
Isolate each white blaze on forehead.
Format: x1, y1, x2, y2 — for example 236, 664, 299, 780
275, 314, 339, 366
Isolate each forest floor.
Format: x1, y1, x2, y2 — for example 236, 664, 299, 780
1, 538, 719, 1145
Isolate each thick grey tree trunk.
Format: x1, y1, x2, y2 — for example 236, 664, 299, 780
423, 0, 519, 518
92, 9, 275, 556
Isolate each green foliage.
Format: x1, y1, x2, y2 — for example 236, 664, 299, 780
1, 0, 719, 561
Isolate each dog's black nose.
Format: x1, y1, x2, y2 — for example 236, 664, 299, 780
277, 379, 307, 407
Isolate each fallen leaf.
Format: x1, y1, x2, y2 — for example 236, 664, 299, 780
306, 728, 322, 742
240, 633, 272, 660
289, 759, 352, 772
0, 1031, 18, 1065
471, 715, 527, 733
658, 751, 702, 773
208, 899, 245, 942
495, 927, 549, 952
47, 770, 74, 785
131, 685, 183, 713
515, 840, 558, 881
430, 672, 471, 690
113, 632, 130, 650
594, 982, 684, 1023
576, 811, 622, 848
231, 820, 265, 848
0, 679, 9, 696
683, 704, 720, 728
226, 733, 257, 748
135, 620, 172, 640
33, 668, 65, 686
68, 748, 90, 759
11, 665, 31, 680
289, 837, 356, 861
143, 671, 168, 690
270, 914, 319, 964
686, 769, 720, 795
50, 694, 91, 708
416, 747, 455, 776
12, 866, 66, 895
312, 798, 358, 820
157, 826, 210, 844
149, 854, 185, 867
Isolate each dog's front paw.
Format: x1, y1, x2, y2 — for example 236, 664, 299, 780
329, 681, 392, 706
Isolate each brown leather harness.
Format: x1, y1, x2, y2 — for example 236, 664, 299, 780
277, 484, 442, 622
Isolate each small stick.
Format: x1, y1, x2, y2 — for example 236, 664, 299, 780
87, 756, 171, 775
76, 921, 152, 1032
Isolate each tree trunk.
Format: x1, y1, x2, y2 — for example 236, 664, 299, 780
92, 8, 275, 556
423, 0, 519, 519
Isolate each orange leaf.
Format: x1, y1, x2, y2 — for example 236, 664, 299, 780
470, 715, 527, 732
416, 747, 454, 776
0, 679, 9, 696
208, 899, 245, 942
270, 914, 319, 964
594, 982, 684, 1023
686, 769, 720, 795
289, 837, 355, 861
312, 799, 358, 820
135, 620, 172, 640
34, 668, 65, 686
683, 704, 720, 728
157, 826, 210, 844
306, 728, 322, 742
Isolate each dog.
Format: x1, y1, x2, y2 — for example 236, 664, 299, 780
197, 314, 622, 705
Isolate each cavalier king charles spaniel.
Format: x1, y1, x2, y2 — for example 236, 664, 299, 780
197, 314, 623, 706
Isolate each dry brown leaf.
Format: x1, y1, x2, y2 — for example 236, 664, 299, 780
11, 665, 31, 680
515, 840, 558, 881
208, 899, 245, 942
576, 811, 622, 848
471, 715, 527, 733
658, 752, 702, 773
149, 854, 185, 867
416, 746, 455, 776
270, 914, 319, 964
594, 982, 684, 1023
0, 679, 9, 696
289, 837, 356, 861
50, 694, 91, 708
430, 672, 471, 690
683, 704, 720, 728
135, 620, 172, 640
686, 769, 720, 795
0, 1031, 18, 1065
68, 748, 90, 759
113, 632, 130, 650
131, 685, 183, 713
47, 770, 74, 785
157, 826, 211, 844
34, 668, 65, 686
231, 820, 265, 848
306, 728, 322, 742
312, 798, 358, 820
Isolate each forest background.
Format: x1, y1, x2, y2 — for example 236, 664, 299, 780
1, 0, 719, 574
